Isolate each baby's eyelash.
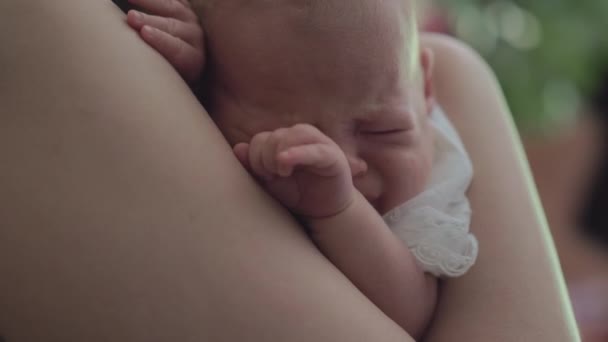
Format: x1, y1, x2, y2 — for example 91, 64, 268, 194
358, 128, 412, 146
362, 129, 406, 135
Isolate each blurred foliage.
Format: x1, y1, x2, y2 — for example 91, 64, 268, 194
436, 0, 608, 133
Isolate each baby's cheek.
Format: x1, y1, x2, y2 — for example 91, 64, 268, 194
386, 146, 434, 207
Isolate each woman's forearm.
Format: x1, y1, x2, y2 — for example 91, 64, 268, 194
310, 192, 437, 338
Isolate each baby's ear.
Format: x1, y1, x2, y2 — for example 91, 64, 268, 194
420, 47, 435, 113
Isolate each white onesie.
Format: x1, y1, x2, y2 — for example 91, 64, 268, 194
383, 106, 478, 278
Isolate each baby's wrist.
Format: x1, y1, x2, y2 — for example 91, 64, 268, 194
303, 191, 365, 236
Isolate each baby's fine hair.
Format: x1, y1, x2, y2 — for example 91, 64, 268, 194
192, 0, 421, 77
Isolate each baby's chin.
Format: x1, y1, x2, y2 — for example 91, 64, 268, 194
379, 186, 427, 216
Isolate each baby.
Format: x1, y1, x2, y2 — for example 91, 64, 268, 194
125, 0, 477, 338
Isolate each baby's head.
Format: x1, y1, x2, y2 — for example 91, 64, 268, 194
196, 0, 435, 214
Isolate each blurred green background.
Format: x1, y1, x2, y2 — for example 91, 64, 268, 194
431, 0, 608, 133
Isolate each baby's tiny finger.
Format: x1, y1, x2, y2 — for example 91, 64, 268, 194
276, 152, 295, 177
278, 144, 336, 174
140, 25, 203, 83
128, 0, 197, 22
262, 130, 289, 176
249, 133, 276, 181
176, 0, 192, 8
275, 124, 334, 154
127, 10, 203, 47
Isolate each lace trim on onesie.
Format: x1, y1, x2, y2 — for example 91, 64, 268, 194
383, 106, 478, 278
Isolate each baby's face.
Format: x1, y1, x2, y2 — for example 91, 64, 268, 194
198, 0, 434, 214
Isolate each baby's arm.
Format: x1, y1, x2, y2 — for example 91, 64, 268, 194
126, 0, 204, 84
234, 125, 438, 339
309, 194, 438, 339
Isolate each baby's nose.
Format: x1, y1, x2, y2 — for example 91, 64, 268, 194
348, 157, 368, 177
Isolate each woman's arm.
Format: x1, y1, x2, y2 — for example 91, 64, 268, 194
0, 1, 413, 341
422, 34, 581, 341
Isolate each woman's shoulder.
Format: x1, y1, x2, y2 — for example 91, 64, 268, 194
421, 35, 580, 342
421, 33, 496, 85
421, 33, 511, 135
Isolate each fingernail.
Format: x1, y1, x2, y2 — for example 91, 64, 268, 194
133, 10, 143, 21
141, 25, 155, 38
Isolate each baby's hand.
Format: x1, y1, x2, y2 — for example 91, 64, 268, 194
126, 0, 204, 84
234, 124, 355, 219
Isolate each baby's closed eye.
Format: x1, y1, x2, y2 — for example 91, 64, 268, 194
358, 124, 414, 145
361, 128, 407, 136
